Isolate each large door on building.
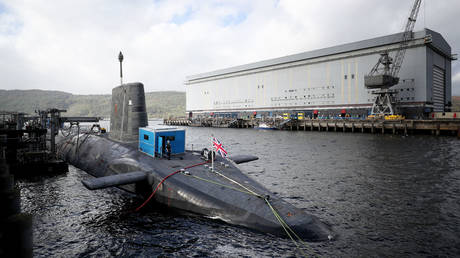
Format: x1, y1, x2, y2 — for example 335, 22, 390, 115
432, 65, 445, 112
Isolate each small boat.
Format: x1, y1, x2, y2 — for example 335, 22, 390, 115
254, 122, 277, 130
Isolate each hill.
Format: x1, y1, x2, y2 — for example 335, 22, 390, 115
0, 89, 185, 119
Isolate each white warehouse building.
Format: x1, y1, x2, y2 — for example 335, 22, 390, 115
185, 29, 455, 118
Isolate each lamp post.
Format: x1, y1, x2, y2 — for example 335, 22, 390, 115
118, 51, 124, 85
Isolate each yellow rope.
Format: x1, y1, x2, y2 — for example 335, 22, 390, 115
185, 174, 257, 196
181, 170, 317, 257
213, 170, 262, 198
265, 198, 318, 258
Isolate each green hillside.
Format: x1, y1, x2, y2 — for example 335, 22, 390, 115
0, 89, 185, 119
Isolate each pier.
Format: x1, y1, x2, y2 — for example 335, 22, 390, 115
164, 117, 460, 136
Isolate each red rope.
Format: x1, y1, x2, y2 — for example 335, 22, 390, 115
134, 161, 209, 212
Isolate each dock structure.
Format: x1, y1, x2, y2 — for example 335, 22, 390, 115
0, 109, 100, 177
164, 117, 460, 136
0, 158, 33, 257
185, 29, 455, 120
0, 110, 69, 177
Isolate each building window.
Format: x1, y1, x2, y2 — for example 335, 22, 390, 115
344, 75, 348, 79
351, 74, 355, 79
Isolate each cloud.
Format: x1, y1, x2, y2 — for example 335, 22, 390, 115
0, 0, 459, 95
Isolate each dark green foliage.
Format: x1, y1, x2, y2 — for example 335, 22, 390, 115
0, 89, 185, 119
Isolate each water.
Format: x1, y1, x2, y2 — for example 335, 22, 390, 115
17, 124, 460, 257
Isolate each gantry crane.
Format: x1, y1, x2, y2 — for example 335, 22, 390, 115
364, 0, 422, 116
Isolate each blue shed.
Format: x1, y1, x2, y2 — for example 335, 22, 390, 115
139, 126, 186, 157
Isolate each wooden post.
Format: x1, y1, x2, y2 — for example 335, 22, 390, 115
392, 123, 396, 135
343, 123, 346, 132
371, 123, 374, 134
351, 122, 355, 133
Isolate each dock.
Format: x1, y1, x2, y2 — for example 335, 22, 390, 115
164, 117, 460, 136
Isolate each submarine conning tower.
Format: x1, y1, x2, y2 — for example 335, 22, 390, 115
109, 82, 148, 142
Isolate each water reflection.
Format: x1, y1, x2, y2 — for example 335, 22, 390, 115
17, 125, 460, 257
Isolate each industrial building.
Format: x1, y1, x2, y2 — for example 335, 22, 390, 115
185, 29, 455, 119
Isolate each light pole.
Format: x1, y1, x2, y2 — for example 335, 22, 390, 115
118, 51, 124, 85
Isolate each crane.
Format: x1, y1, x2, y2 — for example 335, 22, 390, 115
364, 0, 422, 116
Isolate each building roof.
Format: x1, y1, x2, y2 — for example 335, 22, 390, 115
187, 28, 451, 82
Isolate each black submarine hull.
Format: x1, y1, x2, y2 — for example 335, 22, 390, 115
56, 133, 333, 241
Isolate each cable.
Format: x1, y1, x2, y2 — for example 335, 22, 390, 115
184, 168, 318, 256
134, 161, 209, 212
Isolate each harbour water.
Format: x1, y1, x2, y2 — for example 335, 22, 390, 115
17, 122, 460, 257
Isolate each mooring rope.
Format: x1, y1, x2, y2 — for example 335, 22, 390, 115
264, 198, 318, 258
134, 161, 210, 212
182, 168, 317, 257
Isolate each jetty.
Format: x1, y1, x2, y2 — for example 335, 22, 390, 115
164, 115, 460, 137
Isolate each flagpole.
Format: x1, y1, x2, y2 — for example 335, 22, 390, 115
211, 134, 214, 172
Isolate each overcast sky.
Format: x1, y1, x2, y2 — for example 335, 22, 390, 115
1, 0, 459, 95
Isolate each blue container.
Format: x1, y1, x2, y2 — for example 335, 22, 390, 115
139, 126, 186, 157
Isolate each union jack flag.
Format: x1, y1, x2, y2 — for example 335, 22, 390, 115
212, 137, 228, 158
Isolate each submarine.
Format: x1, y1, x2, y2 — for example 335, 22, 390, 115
56, 82, 333, 242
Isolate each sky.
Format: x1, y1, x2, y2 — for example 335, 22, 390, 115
0, 0, 459, 95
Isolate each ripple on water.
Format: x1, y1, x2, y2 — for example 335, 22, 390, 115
17, 128, 460, 257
